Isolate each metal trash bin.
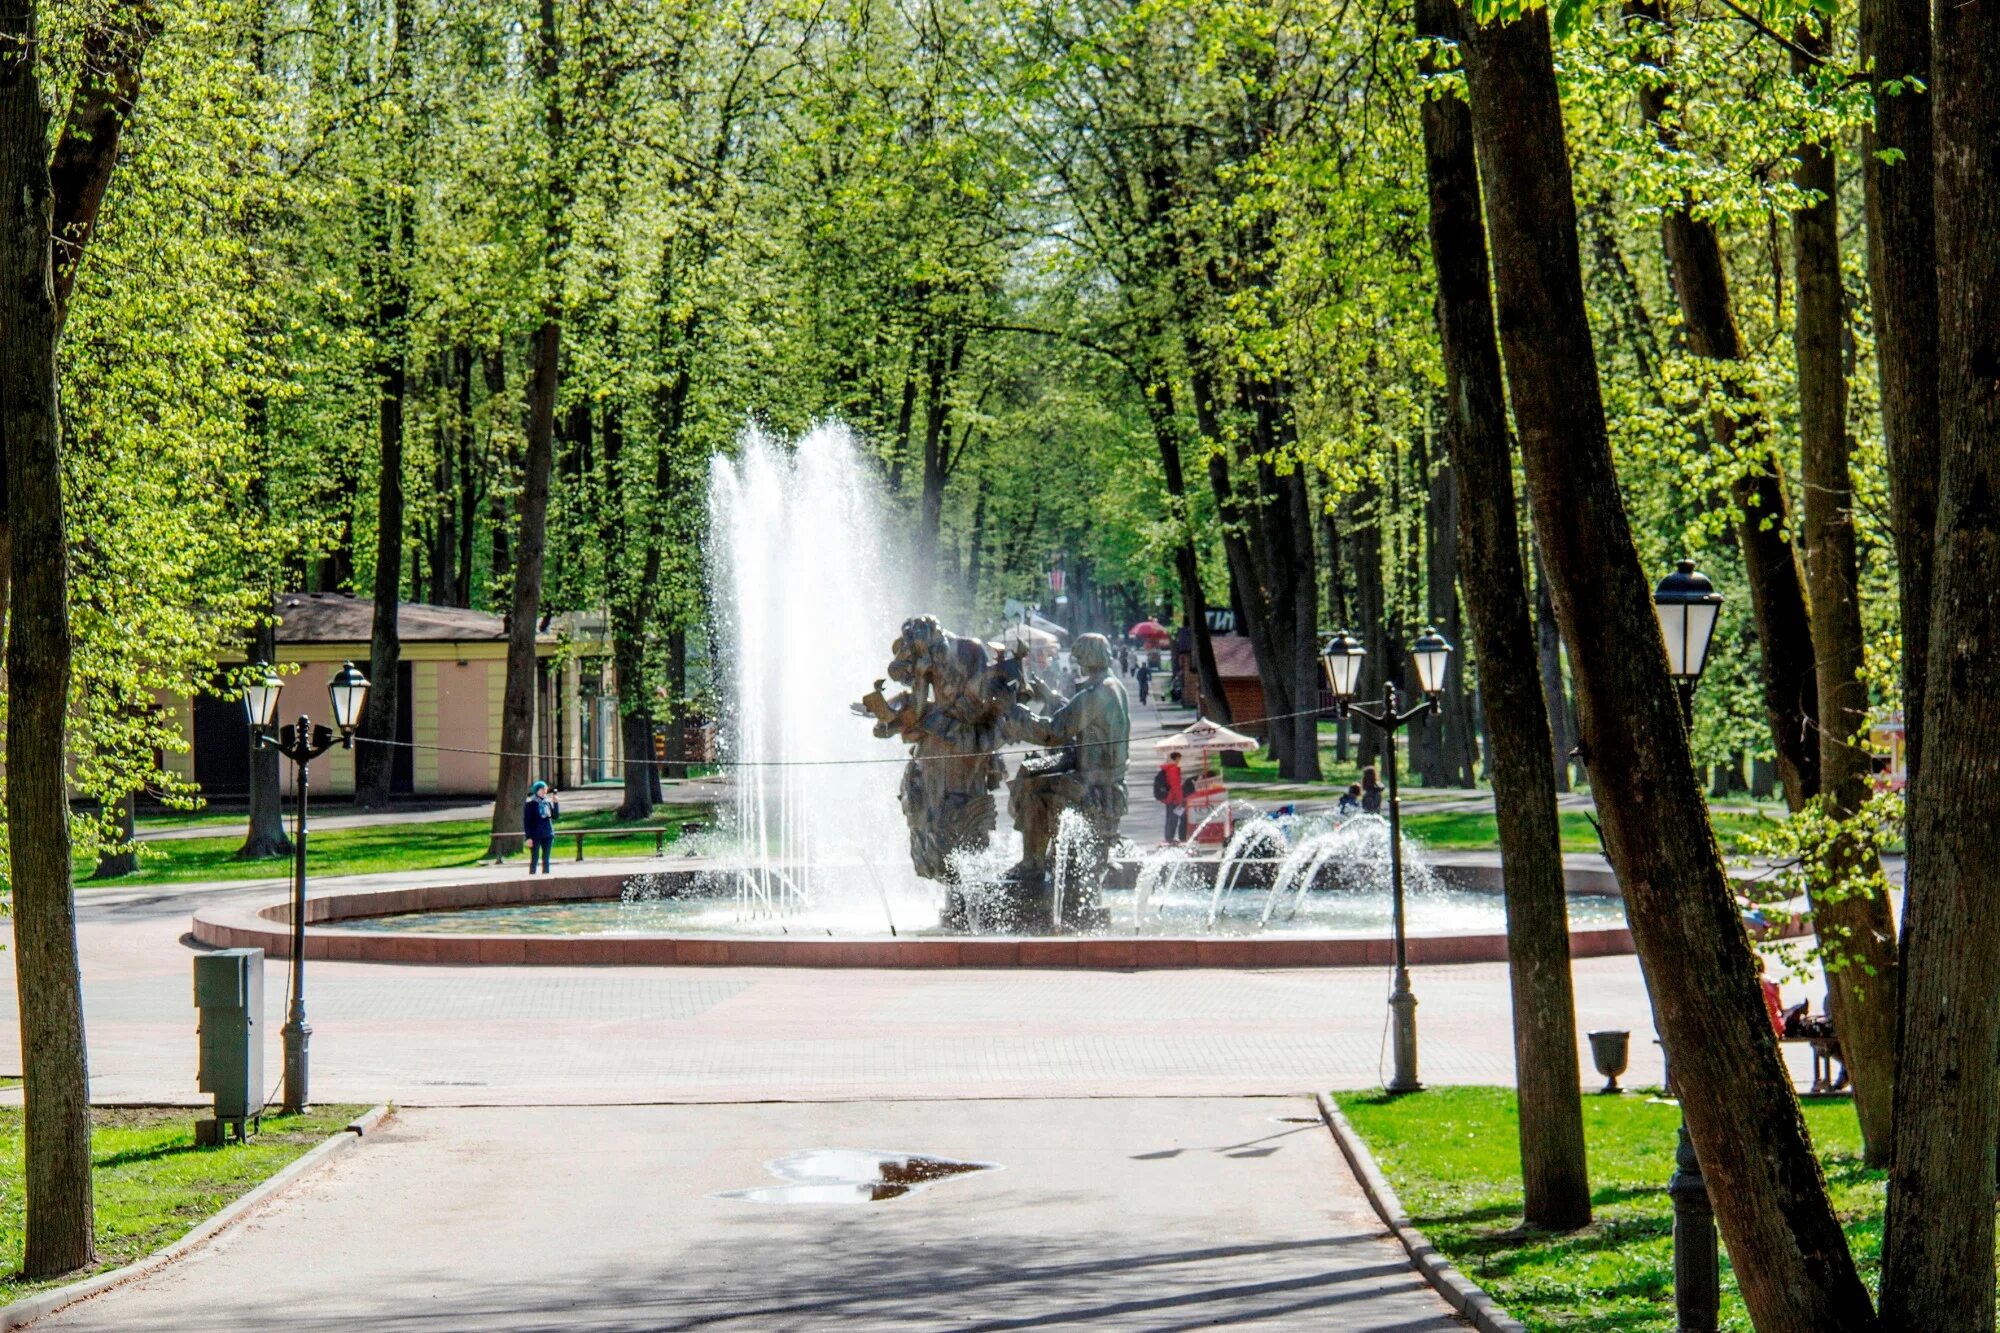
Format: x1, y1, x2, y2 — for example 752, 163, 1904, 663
194, 948, 264, 1144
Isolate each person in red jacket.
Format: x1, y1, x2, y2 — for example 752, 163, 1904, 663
1160, 752, 1186, 843
1758, 956, 1784, 1038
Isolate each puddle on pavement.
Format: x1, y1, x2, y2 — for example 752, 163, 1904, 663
713, 1149, 1000, 1205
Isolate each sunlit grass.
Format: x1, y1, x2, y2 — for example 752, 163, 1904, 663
1339, 1086, 1898, 1331
0, 1105, 365, 1303
85, 805, 712, 886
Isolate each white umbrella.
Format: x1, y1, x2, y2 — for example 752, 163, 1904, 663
1027, 612, 1069, 638
1003, 623, 1060, 653
1153, 717, 1259, 755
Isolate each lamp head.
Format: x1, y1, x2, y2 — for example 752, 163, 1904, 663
327, 660, 371, 737
1652, 559, 1724, 683
1410, 626, 1453, 698
241, 663, 283, 731
1320, 630, 1366, 701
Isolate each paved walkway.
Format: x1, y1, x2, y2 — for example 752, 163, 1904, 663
38, 1099, 1466, 1331
5, 859, 1698, 1105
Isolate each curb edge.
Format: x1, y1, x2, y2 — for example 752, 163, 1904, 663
1317, 1091, 1527, 1333
0, 1102, 395, 1331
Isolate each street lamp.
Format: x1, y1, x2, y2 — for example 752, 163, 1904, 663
1323, 625, 1452, 1094
1653, 558, 1722, 726
241, 659, 370, 1114
1651, 559, 1721, 1333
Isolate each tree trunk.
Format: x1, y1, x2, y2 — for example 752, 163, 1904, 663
1417, 0, 1589, 1226
1352, 483, 1388, 770
1532, 545, 1573, 793
489, 0, 563, 856
483, 342, 512, 600
430, 349, 462, 608
915, 328, 964, 583
614, 630, 653, 820
91, 793, 135, 878
1790, 21, 1899, 1166
596, 402, 654, 822
1284, 463, 1322, 781
355, 198, 409, 810
1878, 3, 2000, 1323
1193, 367, 1293, 763
663, 625, 690, 779
1422, 450, 1474, 787
1145, 375, 1229, 721
1457, 10, 1876, 1329
0, 3, 95, 1269
1321, 500, 1351, 763
454, 345, 477, 607
1859, 0, 1937, 789
1627, 0, 1821, 811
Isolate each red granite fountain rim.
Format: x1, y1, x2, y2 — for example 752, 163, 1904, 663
183, 870, 1614, 968
185, 867, 1798, 969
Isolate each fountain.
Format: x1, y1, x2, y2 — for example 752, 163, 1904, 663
189, 423, 1682, 966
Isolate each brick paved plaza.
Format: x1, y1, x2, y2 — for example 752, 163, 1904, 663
8, 859, 1696, 1106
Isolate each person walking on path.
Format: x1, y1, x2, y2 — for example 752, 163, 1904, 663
1135, 659, 1153, 705
1359, 766, 1384, 815
1154, 750, 1186, 843
523, 780, 560, 874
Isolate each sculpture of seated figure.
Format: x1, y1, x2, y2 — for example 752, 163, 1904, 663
1004, 633, 1130, 931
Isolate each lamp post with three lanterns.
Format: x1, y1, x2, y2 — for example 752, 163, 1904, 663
1320, 625, 1454, 1094
240, 660, 371, 1113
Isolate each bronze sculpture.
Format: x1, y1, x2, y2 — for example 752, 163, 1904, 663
855, 621, 1130, 933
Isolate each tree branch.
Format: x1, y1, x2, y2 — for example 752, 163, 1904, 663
49, 0, 161, 333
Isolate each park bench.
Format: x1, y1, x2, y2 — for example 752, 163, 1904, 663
489, 824, 704, 863
1780, 1000, 1848, 1096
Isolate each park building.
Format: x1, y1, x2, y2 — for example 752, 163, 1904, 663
161, 592, 622, 801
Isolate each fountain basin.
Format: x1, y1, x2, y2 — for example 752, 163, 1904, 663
180, 861, 1751, 969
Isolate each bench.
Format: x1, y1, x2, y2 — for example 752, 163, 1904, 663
1780, 1002, 1847, 1095
490, 826, 697, 862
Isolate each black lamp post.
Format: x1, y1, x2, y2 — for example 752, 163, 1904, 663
1322, 625, 1453, 1094
241, 659, 370, 1114
1652, 558, 1722, 1333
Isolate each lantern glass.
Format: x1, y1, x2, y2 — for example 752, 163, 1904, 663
1320, 631, 1366, 699
1410, 627, 1453, 696
241, 666, 283, 730
327, 660, 371, 734
1652, 559, 1724, 682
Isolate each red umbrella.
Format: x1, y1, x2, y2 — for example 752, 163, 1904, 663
1128, 619, 1172, 643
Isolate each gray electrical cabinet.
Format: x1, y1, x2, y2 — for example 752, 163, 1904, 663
194, 948, 264, 1144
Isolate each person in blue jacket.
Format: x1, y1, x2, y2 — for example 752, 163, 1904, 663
523, 780, 560, 874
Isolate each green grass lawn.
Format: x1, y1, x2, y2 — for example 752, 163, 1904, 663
0, 1105, 365, 1305
1339, 1086, 1905, 1331
88, 804, 712, 887
1398, 809, 1781, 856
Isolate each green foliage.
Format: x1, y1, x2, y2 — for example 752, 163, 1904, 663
8, 0, 1927, 854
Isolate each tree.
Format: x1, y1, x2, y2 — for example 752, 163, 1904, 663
1623, 0, 1820, 813
1455, 6, 1876, 1328
356, 190, 413, 809
1, 0, 166, 1276
488, 0, 565, 856
1415, 0, 1588, 1229
1787, 15, 1898, 1165
1859, 0, 1937, 788
1878, 0, 2000, 1323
